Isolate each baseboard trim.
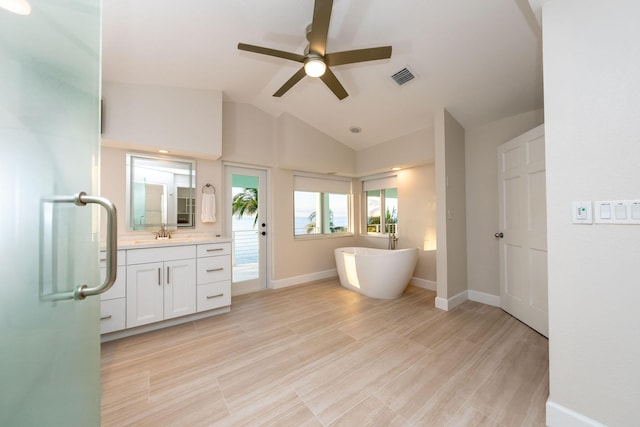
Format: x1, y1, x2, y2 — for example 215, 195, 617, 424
409, 277, 436, 291
100, 306, 231, 343
435, 290, 468, 311
270, 269, 337, 289
467, 290, 500, 307
546, 400, 606, 427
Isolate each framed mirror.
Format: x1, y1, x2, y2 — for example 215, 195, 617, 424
126, 154, 196, 230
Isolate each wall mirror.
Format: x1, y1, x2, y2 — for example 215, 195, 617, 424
126, 153, 196, 230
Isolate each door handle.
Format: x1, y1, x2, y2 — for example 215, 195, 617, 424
495, 232, 504, 238
41, 192, 118, 301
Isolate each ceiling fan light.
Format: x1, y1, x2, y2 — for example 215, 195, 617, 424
304, 57, 326, 78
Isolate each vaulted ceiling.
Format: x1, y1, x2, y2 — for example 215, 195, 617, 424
102, 0, 542, 151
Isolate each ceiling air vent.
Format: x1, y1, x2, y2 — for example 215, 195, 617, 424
390, 67, 415, 86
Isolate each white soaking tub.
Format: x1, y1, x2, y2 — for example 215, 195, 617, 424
334, 247, 418, 299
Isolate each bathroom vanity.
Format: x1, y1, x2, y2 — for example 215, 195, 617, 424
99, 237, 231, 342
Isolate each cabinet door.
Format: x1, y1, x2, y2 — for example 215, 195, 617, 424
127, 262, 164, 328
164, 259, 196, 319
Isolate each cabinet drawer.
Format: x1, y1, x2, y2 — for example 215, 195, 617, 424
100, 298, 126, 334
100, 265, 126, 300
127, 245, 196, 265
197, 255, 231, 284
197, 243, 231, 258
197, 281, 231, 312
100, 249, 126, 267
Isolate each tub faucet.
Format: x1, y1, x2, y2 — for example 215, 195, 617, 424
388, 232, 398, 250
156, 223, 172, 239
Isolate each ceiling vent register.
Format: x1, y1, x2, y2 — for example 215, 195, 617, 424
391, 67, 415, 86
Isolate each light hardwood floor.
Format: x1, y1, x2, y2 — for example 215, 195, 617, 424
101, 280, 548, 426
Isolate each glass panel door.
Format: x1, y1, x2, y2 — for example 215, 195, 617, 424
0, 1, 102, 425
225, 166, 268, 295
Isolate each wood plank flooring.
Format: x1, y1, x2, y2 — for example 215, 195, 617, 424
101, 280, 548, 426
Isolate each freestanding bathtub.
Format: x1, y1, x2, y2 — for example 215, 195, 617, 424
334, 247, 419, 299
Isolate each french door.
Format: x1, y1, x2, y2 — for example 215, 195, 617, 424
497, 125, 548, 337
225, 165, 268, 295
1, 1, 104, 425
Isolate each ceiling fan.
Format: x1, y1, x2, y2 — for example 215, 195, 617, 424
237, 0, 392, 100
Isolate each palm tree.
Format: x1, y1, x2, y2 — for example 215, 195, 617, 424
232, 187, 258, 227
305, 210, 335, 234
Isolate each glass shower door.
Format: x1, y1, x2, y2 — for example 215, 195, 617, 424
0, 1, 103, 425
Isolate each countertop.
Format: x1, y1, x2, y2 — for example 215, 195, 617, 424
101, 235, 231, 251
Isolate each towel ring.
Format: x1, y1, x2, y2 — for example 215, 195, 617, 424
202, 183, 216, 194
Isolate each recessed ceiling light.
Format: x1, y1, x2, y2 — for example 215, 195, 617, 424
349, 126, 362, 134
0, 0, 31, 15
158, 149, 169, 154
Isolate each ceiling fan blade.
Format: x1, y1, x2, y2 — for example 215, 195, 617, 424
273, 67, 307, 97
307, 0, 333, 56
325, 46, 392, 66
319, 67, 348, 100
238, 43, 306, 63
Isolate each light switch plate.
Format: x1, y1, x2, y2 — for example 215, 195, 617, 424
629, 200, 640, 224
572, 201, 593, 224
594, 201, 614, 224
612, 200, 630, 224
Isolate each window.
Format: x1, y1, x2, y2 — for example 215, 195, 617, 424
363, 176, 398, 234
294, 174, 351, 236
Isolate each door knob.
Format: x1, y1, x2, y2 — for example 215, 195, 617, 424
494, 232, 504, 238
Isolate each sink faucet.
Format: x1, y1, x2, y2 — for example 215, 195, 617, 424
155, 223, 172, 239
388, 232, 398, 250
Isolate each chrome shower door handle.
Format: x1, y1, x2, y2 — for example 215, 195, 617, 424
43, 192, 118, 301
73, 192, 118, 300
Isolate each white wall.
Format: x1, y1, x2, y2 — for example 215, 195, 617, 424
277, 113, 356, 175
435, 108, 467, 306
356, 127, 434, 176
222, 102, 277, 167
544, 1, 640, 425
102, 82, 222, 159
465, 109, 544, 297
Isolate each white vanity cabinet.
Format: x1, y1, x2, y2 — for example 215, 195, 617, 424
100, 239, 232, 342
126, 245, 196, 328
196, 243, 231, 312
99, 250, 126, 334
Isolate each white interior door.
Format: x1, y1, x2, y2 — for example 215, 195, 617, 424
497, 125, 548, 336
225, 165, 268, 295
